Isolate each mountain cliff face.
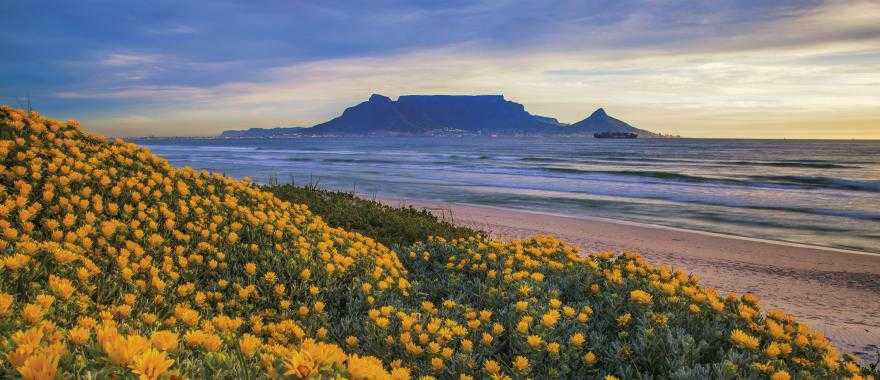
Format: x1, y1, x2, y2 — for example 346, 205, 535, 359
219, 94, 660, 137
309, 94, 563, 134
568, 108, 658, 137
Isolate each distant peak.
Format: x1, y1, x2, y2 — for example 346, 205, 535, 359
368, 93, 392, 102
589, 108, 607, 118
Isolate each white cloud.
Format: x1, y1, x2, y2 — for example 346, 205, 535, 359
99, 53, 164, 67
144, 25, 197, 35
56, 85, 212, 101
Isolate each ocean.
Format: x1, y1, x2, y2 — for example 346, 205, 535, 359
139, 137, 880, 254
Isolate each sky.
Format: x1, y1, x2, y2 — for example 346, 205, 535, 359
1, 0, 879, 138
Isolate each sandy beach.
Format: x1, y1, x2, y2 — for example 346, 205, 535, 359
379, 196, 880, 362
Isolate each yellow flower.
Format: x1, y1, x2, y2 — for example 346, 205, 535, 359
22, 303, 45, 324
301, 339, 347, 366
742, 292, 760, 305
752, 361, 774, 373
346, 335, 359, 348
213, 315, 243, 332
629, 289, 653, 305
512, 356, 530, 373
520, 335, 539, 349
492, 323, 505, 335
184, 330, 222, 352
263, 271, 277, 284
104, 333, 151, 365
346, 354, 389, 379
282, 350, 315, 378
141, 313, 158, 325
770, 370, 791, 380
822, 348, 839, 368
316, 327, 328, 339
481, 333, 494, 346
584, 351, 598, 365
650, 312, 670, 326
460, 339, 473, 351
431, 357, 444, 370
616, 313, 632, 327
274, 283, 286, 295
68, 326, 91, 345
173, 305, 200, 327
730, 329, 760, 350
35, 295, 54, 309
479, 310, 493, 321
541, 310, 560, 328
484, 359, 501, 375
766, 320, 786, 340
77, 317, 97, 329
390, 366, 411, 380
0, 292, 13, 315
238, 334, 261, 358
570, 332, 586, 347
765, 342, 782, 358
244, 262, 256, 275
149, 330, 179, 352
17, 351, 60, 380
129, 349, 174, 380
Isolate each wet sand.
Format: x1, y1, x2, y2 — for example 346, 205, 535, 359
379, 196, 880, 362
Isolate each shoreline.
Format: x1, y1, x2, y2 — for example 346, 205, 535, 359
439, 201, 879, 257
376, 195, 880, 362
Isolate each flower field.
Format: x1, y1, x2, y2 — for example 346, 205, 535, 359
0, 105, 874, 379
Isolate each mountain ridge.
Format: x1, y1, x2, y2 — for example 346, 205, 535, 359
220, 94, 660, 137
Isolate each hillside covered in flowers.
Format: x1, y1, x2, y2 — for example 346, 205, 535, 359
0, 105, 873, 379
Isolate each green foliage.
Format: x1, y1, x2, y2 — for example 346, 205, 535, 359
264, 183, 480, 249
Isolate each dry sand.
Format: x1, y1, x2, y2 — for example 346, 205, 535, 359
378, 196, 880, 362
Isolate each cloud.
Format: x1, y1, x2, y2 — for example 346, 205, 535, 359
144, 25, 197, 35
99, 53, 164, 67
56, 85, 212, 101
111, 115, 155, 124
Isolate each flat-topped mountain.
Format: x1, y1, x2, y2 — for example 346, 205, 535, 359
309, 94, 564, 134
220, 94, 660, 137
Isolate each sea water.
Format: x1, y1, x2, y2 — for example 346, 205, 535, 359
140, 137, 880, 254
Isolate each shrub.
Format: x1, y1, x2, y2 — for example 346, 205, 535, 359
264, 184, 478, 249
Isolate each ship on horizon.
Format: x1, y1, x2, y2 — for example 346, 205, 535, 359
594, 131, 638, 139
